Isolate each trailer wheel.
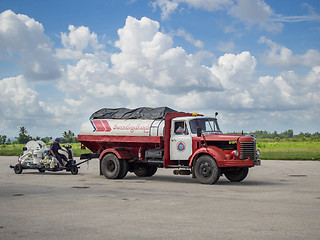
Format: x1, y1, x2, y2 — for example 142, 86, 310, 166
194, 155, 220, 184
224, 167, 249, 182
117, 160, 128, 179
70, 166, 78, 175
101, 154, 121, 179
14, 164, 23, 174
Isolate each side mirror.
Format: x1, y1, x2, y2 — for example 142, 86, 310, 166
197, 127, 202, 137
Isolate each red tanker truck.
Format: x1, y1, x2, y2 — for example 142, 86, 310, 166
78, 107, 260, 184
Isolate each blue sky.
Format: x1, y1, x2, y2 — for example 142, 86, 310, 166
0, 0, 319, 138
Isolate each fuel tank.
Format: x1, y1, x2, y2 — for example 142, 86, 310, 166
79, 119, 165, 137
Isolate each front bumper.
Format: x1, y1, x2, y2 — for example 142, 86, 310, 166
254, 158, 261, 166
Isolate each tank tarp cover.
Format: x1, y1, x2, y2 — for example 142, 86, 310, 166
90, 107, 178, 120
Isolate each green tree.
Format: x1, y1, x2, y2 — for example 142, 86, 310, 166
61, 130, 78, 143
280, 129, 293, 139
271, 131, 278, 139
312, 132, 320, 138
0, 135, 7, 145
16, 126, 32, 144
41, 137, 52, 143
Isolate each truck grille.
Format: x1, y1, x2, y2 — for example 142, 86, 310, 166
240, 141, 256, 160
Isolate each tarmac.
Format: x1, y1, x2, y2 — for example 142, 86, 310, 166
0, 156, 319, 240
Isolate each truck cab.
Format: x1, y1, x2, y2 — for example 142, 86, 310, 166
165, 114, 260, 184
170, 116, 221, 161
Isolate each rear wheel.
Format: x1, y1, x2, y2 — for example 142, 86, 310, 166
146, 165, 157, 177
134, 164, 158, 177
117, 160, 129, 179
224, 167, 249, 182
133, 163, 148, 177
194, 155, 220, 184
38, 169, 46, 173
101, 154, 122, 179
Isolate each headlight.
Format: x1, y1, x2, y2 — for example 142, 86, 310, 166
231, 150, 239, 157
256, 149, 260, 157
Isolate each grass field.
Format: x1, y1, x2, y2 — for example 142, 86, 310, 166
1, 140, 319, 160
257, 140, 320, 160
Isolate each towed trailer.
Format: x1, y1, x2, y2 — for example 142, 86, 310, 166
9, 140, 89, 175
10, 160, 79, 175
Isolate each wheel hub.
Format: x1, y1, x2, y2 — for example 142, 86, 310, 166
107, 161, 115, 172
199, 162, 212, 178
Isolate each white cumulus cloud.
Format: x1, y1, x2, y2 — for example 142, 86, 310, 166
259, 36, 320, 68
228, 0, 282, 32
53, 16, 225, 127
0, 75, 51, 135
56, 25, 104, 60
152, 0, 319, 33
111, 16, 222, 94
210, 51, 256, 89
152, 0, 232, 19
175, 28, 204, 48
0, 10, 60, 81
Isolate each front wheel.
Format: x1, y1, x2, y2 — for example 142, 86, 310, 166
224, 167, 249, 182
14, 164, 23, 174
70, 166, 78, 175
194, 155, 220, 184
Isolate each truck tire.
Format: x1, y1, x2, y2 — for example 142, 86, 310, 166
194, 155, 220, 184
146, 165, 157, 177
134, 163, 157, 177
224, 167, 249, 182
133, 164, 157, 177
133, 163, 148, 177
101, 154, 122, 179
117, 160, 129, 179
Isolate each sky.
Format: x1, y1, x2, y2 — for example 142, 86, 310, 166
0, 0, 319, 139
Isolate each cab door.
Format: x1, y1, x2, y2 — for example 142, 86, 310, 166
170, 120, 192, 160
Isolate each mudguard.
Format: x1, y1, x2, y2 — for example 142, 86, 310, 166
99, 148, 132, 160
189, 146, 226, 167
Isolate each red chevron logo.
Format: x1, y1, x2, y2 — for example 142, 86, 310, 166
91, 120, 112, 132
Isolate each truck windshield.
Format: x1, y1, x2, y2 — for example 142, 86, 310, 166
189, 118, 222, 134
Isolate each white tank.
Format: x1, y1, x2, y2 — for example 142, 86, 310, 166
33, 149, 43, 164
21, 140, 48, 165
79, 119, 165, 137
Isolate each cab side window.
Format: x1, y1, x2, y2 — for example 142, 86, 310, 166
174, 121, 188, 135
